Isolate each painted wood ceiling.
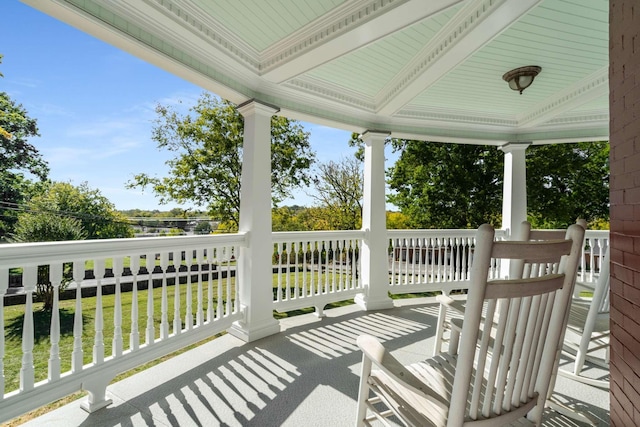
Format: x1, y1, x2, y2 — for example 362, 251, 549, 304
25, 0, 609, 145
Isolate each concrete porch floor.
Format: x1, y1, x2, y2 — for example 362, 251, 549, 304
20, 297, 609, 426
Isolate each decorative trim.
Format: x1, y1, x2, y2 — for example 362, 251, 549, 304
260, 0, 408, 72
285, 77, 377, 111
118, 0, 262, 70
516, 67, 609, 127
394, 107, 517, 127
375, 0, 506, 109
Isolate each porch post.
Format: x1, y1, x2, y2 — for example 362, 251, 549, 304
499, 142, 531, 237
229, 99, 280, 342
355, 130, 394, 310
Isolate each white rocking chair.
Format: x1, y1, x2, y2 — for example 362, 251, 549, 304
557, 248, 610, 388
355, 223, 585, 427
433, 220, 585, 356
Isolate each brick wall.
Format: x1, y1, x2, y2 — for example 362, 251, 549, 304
610, 0, 640, 425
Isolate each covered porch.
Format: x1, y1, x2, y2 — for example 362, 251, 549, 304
2, 0, 613, 424
18, 298, 609, 427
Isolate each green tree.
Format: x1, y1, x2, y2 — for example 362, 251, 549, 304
128, 93, 316, 230
387, 140, 504, 229
24, 182, 134, 239
526, 142, 609, 228
11, 212, 87, 311
351, 134, 609, 229
0, 54, 50, 238
309, 157, 363, 230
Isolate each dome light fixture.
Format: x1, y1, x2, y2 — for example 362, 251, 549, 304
502, 66, 541, 94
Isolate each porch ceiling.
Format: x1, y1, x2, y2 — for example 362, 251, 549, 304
24, 0, 609, 145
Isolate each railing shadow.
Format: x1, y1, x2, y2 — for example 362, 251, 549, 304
27, 300, 607, 427
5, 308, 87, 343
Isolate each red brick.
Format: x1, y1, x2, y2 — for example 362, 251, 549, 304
613, 263, 635, 286
623, 251, 640, 272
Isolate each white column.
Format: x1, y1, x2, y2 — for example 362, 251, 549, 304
355, 131, 394, 310
499, 142, 531, 237
229, 99, 280, 342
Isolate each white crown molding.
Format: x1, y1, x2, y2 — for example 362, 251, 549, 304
261, 0, 463, 82
285, 77, 377, 111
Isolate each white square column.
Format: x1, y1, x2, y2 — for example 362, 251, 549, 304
229, 100, 281, 342
355, 131, 394, 310
500, 142, 531, 237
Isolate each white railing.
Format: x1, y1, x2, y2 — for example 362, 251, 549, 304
580, 230, 610, 283
388, 229, 508, 295
0, 227, 609, 422
387, 229, 608, 295
272, 230, 365, 316
0, 233, 246, 422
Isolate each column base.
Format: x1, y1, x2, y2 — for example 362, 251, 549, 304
228, 319, 281, 343
354, 293, 394, 311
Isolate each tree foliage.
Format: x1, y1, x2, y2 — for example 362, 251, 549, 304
16, 182, 134, 240
387, 140, 504, 229
309, 157, 363, 230
526, 142, 609, 228
128, 93, 316, 229
1, 56, 50, 237
350, 134, 609, 229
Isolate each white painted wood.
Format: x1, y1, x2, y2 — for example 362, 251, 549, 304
145, 252, 155, 346
500, 143, 530, 237
160, 252, 169, 340
71, 260, 84, 374
184, 253, 193, 331
129, 255, 140, 351
0, 267, 6, 399
356, 223, 585, 426
48, 263, 62, 382
20, 266, 36, 392
93, 259, 105, 365
229, 100, 281, 342
356, 131, 393, 311
112, 257, 123, 358
173, 251, 182, 336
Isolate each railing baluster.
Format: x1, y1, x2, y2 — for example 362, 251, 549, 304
173, 251, 182, 336
285, 242, 292, 301
0, 267, 7, 399
48, 263, 62, 382
71, 260, 84, 373
302, 241, 308, 297
225, 246, 233, 315
20, 266, 36, 391
129, 256, 140, 351
112, 257, 123, 358
185, 252, 194, 331
160, 252, 169, 340
196, 249, 204, 326
93, 259, 105, 365
145, 252, 155, 345
216, 247, 223, 320
294, 241, 301, 298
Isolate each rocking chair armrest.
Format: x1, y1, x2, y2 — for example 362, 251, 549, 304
436, 294, 466, 316
356, 334, 449, 409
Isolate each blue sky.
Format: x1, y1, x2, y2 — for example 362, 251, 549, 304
1, 1, 366, 212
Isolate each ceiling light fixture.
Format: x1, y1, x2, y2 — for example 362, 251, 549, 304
502, 66, 541, 94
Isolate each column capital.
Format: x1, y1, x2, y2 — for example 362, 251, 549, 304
361, 130, 390, 143
237, 99, 280, 117
499, 141, 531, 153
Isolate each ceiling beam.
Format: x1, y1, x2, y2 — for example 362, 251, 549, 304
376, 0, 542, 116
261, 0, 463, 83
